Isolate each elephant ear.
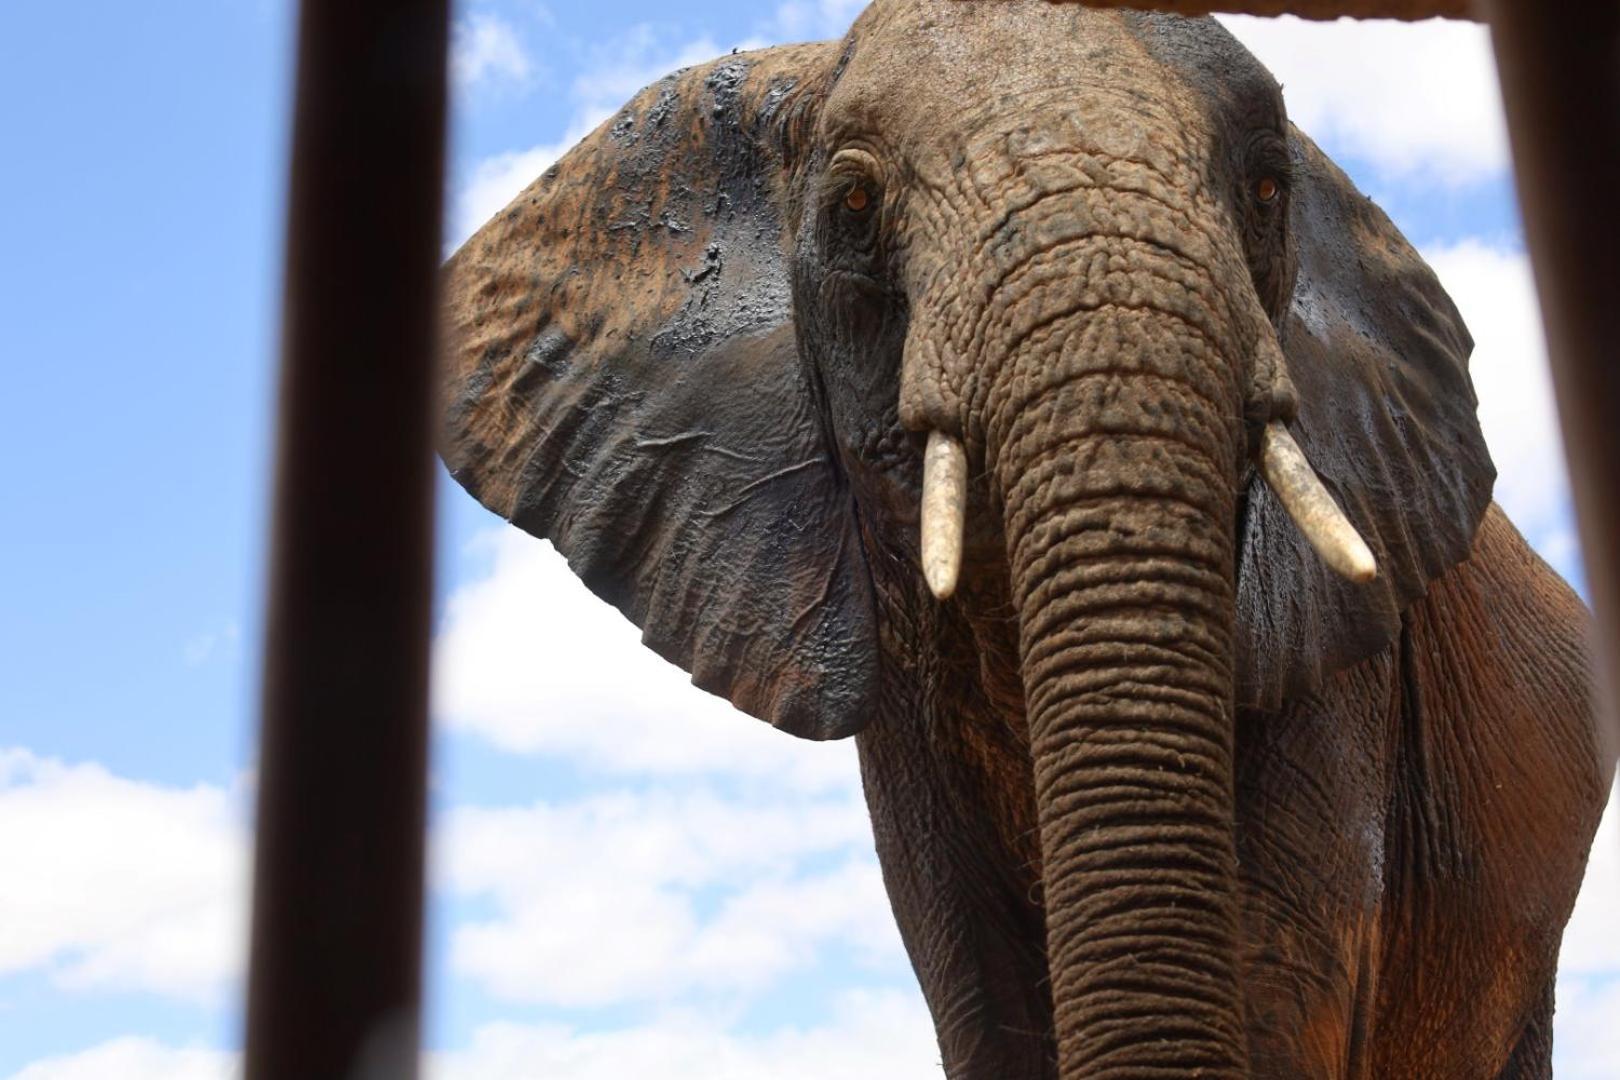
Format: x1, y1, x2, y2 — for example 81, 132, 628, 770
440, 44, 877, 740
1235, 130, 1495, 710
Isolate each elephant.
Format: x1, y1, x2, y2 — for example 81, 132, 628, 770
436, 2, 1614, 1076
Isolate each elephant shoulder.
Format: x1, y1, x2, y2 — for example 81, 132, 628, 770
1366, 504, 1608, 1075
1419, 503, 1594, 731
1402, 504, 1601, 777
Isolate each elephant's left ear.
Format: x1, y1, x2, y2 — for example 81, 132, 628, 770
440, 43, 879, 740
1235, 129, 1496, 709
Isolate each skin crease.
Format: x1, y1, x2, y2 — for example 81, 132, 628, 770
438, 2, 1615, 1077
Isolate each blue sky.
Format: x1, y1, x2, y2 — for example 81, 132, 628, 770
0, 2, 1613, 1077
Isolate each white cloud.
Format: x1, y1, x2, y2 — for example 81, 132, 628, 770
182, 621, 240, 668
1548, 786, 1613, 1075
757, 0, 867, 44
0, 750, 247, 1000
433, 529, 861, 792
566, 28, 731, 115
1222, 15, 1508, 185
436, 785, 902, 1006
5, 990, 942, 1080
1559, 787, 1619, 977
1556, 788, 1618, 1073
452, 13, 534, 93
1420, 240, 1580, 579
1535, 790, 1613, 1075
2, 1038, 235, 1080
0, 741, 913, 1064
1554, 971, 1620, 1080
426, 990, 942, 1080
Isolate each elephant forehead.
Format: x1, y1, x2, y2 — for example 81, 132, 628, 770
823, 1, 1260, 166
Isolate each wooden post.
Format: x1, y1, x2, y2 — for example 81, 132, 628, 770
244, 1, 447, 1076
1486, 0, 1620, 756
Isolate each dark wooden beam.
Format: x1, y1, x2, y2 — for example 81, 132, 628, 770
1043, 0, 1479, 21
1485, 0, 1620, 756
244, 0, 447, 1076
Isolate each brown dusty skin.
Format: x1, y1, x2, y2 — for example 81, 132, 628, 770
437, 3, 1610, 1078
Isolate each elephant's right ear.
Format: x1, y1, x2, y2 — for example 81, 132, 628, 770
1234, 130, 1495, 710
440, 44, 878, 741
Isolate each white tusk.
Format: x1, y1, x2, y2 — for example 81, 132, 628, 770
921, 430, 968, 600
1259, 420, 1378, 584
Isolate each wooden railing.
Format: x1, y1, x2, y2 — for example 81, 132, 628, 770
1485, 0, 1620, 761
244, 2, 445, 1077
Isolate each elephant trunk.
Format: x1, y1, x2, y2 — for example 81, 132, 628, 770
978, 234, 1252, 1075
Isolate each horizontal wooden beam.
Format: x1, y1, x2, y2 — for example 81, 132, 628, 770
1045, 0, 1478, 20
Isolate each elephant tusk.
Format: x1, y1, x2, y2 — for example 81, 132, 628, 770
921, 430, 968, 600
1259, 420, 1378, 584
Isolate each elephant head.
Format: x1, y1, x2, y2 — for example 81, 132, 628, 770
440, 2, 1492, 1073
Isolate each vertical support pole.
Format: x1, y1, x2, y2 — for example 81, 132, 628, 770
245, 0, 447, 1076
1486, 0, 1620, 757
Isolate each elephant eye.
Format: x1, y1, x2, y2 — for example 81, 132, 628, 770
1254, 176, 1280, 206
844, 184, 872, 213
